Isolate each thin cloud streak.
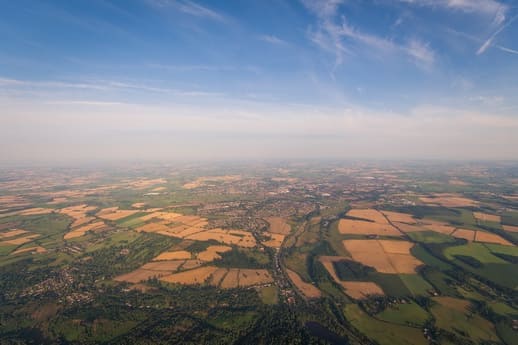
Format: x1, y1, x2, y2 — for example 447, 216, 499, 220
304, 9, 435, 68
258, 35, 288, 45
0, 77, 223, 98
496, 45, 518, 55
446, 27, 518, 57
45, 100, 129, 106
399, 0, 507, 24
147, 0, 226, 22
477, 14, 518, 55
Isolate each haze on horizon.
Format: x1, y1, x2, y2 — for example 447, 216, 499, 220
1, 0, 517, 163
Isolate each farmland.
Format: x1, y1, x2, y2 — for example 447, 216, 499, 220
342, 239, 423, 274
0, 161, 517, 344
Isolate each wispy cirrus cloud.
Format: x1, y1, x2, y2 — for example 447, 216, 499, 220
147, 64, 261, 74
0, 77, 110, 90
0, 77, 222, 98
147, 0, 226, 22
496, 45, 518, 55
258, 34, 288, 45
45, 100, 129, 106
405, 39, 435, 66
399, 0, 507, 24
301, 0, 343, 19
302, 1, 435, 69
477, 14, 518, 55
447, 27, 518, 56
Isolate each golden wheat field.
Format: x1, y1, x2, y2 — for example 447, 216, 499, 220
261, 233, 285, 248
64, 221, 105, 239
141, 260, 186, 271
475, 231, 513, 246
381, 211, 416, 224
15, 208, 54, 216
11, 246, 47, 255
219, 268, 240, 288
160, 266, 219, 285
503, 225, 518, 232
342, 281, 384, 299
473, 212, 501, 223
0, 229, 28, 238
343, 239, 423, 274
451, 229, 475, 241
114, 268, 171, 283
287, 269, 321, 298
265, 217, 291, 234
422, 223, 456, 235
392, 222, 426, 232
153, 250, 192, 261
238, 269, 273, 287
338, 219, 401, 236
185, 229, 256, 247
97, 209, 139, 221
347, 209, 388, 223
1, 233, 40, 245
197, 245, 232, 261
208, 268, 229, 286
419, 194, 478, 207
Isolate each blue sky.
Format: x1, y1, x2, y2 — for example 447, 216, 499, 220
1, 0, 517, 162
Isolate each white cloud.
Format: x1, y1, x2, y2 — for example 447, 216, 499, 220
45, 100, 129, 106
302, 1, 435, 68
400, 0, 507, 24
469, 95, 504, 106
301, 0, 343, 19
306, 17, 435, 68
477, 14, 518, 55
446, 27, 518, 57
405, 39, 435, 66
496, 45, 518, 55
147, 0, 225, 22
258, 35, 287, 45
0, 76, 222, 98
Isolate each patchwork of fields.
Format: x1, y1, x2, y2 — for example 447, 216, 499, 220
1, 164, 517, 345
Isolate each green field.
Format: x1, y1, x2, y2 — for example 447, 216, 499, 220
344, 304, 428, 345
259, 286, 279, 305
411, 244, 452, 270
406, 230, 455, 244
399, 274, 433, 295
85, 230, 141, 253
369, 273, 411, 297
485, 243, 518, 256
489, 302, 518, 317
496, 322, 518, 345
431, 298, 499, 343
376, 301, 430, 327
51, 318, 139, 343
326, 220, 350, 257
502, 211, 518, 226
0, 244, 17, 256
444, 243, 508, 264
284, 252, 311, 282
1, 163, 517, 344
420, 268, 458, 296
207, 310, 258, 330
117, 213, 147, 228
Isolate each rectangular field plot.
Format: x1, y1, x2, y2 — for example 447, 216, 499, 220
342, 240, 423, 274
338, 219, 401, 236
